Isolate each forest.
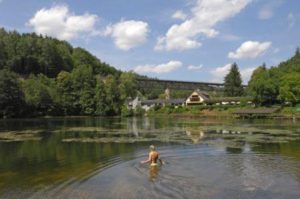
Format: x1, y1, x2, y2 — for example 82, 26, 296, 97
222, 48, 300, 106
0, 28, 139, 118
0, 28, 299, 118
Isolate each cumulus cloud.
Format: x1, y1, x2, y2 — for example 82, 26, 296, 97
27, 5, 98, 40
172, 10, 187, 21
134, 61, 182, 74
104, 20, 149, 51
288, 13, 296, 28
188, 65, 203, 71
211, 63, 255, 83
155, 0, 252, 51
211, 63, 232, 82
228, 41, 272, 59
240, 67, 256, 83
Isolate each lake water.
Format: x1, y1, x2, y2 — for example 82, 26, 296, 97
0, 117, 300, 198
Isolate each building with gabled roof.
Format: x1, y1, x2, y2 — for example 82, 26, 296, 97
186, 89, 210, 105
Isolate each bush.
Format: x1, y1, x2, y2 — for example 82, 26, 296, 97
121, 105, 133, 117
134, 105, 145, 116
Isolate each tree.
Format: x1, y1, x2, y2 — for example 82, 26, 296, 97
0, 70, 25, 118
71, 65, 96, 115
0, 40, 7, 69
247, 66, 278, 105
224, 63, 243, 96
119, 72, 137, 101
56, 71, 77, 115
278, 73, 300, 105
21, 74, 54, 115
94, 79, 108, 116
105, 75, 121, 115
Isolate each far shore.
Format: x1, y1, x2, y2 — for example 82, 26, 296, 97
1, 108, 299, 120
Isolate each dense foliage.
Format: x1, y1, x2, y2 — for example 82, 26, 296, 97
224, 63, 244, 97
0, 28, 119, 77
247, 49, 300, 105
1, 27, 299, 118
0, 28, 139, 118
0, 69, 25, 118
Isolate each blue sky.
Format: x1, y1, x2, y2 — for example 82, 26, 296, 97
0, 0, 299, 83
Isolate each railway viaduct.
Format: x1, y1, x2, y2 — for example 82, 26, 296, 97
136, 78, 227, 92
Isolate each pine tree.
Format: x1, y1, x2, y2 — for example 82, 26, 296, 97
224, 63, 244, 96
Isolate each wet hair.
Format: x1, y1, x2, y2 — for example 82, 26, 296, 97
149, 145, 156, 151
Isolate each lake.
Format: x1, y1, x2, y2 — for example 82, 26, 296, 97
0, 117, 300, 198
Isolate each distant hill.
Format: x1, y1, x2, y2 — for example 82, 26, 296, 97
247, 48, 300, 105
0, 28, 120, 78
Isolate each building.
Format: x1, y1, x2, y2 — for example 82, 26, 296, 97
186, 90, 210, 105
127, 97, 141, 110
168, 98, 186, 107
141, 99, 164, 111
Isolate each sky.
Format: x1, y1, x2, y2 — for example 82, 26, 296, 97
0, 0, 299, 84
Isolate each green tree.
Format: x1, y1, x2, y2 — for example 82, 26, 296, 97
57, 71, 77, 115
224, 63, 243, 96
247, 66, 278, 105
119, 72, 137, 101
105, 75, 121, 115
22, 74, 54, 114
0, 70, 25, 118
0, 40, 7, 69
71, 65, 96, 115
278, 73, 300, 105
121, 105, 133, 117
94, 79, 108, 116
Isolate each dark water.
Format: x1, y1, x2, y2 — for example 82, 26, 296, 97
0, 117, 300, 198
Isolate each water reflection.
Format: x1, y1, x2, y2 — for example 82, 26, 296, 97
0, 117, 299, 198
149, 165, 160, 181
185, 129, 205, 144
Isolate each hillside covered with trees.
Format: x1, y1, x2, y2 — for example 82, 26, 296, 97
0, 28, 139, 118
222, 49, 300, 106
0, 28, 299, 118
247, 48, 300, 105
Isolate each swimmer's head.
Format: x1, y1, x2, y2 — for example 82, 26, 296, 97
149, 145, 156, 151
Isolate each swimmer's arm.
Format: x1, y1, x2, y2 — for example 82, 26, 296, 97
140, 153, 151, 164
159, 158, 163, 165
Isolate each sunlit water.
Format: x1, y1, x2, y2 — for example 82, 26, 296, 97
0, 117, 300, 198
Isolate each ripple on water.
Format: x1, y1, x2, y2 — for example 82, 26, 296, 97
28, 145, 300, 199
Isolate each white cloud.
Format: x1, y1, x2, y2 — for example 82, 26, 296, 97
211, 63, 255, 83
240, 67, 256, 84
104, 20, 149, 51
211, 63, 232, 82
155, 0, 252, 51
172, 10, 187, 21
27, 5, 98, 40
134, 60, 182, 74
288, 13, 296, 28
228, 41, 272, 59
188, 65, 203, 71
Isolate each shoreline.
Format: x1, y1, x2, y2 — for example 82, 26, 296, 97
1, 108, 299, 120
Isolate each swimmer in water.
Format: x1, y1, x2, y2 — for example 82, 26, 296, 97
140, 145, 163, 166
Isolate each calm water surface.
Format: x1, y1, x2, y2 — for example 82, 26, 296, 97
0, 117, 300, 198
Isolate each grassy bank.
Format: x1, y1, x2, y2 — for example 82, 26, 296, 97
146, 105, 300, 119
